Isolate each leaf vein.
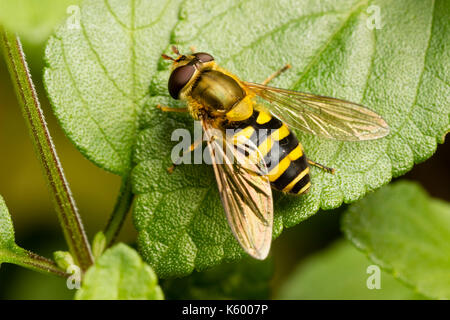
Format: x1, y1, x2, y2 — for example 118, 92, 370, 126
58, 37, 125, 164
291, 1, 366, 90
80, 20, 136, 103
134, 0, 173, 31
222, 11, 350, 65
154, 187, 211, 266
104, 0, 129, 30
388, 0, 436, 159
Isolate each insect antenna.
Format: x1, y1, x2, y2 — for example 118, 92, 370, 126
171, 45, 180, 55
161, 54, 175, 61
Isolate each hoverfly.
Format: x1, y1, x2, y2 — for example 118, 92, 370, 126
159, 46, 389, 260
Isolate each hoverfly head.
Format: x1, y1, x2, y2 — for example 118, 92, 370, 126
165, 47, 215, 99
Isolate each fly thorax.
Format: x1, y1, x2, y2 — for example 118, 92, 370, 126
191, 70, 246, 114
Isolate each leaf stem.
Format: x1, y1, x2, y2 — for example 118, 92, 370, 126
0, 29, 94, 271
2, 247, 68, 278
104, 175, 133, 246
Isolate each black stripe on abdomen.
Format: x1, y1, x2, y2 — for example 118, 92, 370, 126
263, 132, 299, 169
290, 174, 311, 194
230, 110, 283, 147
272, 155, 308, 190
227, 109, 311, 195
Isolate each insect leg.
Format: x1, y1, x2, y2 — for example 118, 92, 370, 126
156, 104, 189, 113
168, 138, 204, 174
307, 159, 335, 174
262, 64, 291, 85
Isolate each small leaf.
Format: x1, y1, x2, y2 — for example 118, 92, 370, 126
92, 231, 107, 259
75, 243, 164, 300
277, 240, 424, 300
0, 194, 19, 258
44, 0, 184, 175
0, 0, 81, 44
53, 251, 75, 271
133, 0, 450, 277
162, 257, 273, 299
0, 195, 31, 267
342, 181, 450, 300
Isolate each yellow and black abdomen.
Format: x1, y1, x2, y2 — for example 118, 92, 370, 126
227, 109, 311, 195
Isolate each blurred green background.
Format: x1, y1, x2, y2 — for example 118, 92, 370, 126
0, 1, 448, 300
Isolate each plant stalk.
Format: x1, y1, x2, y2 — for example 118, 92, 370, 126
0, 29, 94, 271
3, 248, 68, 278
104, 175, 133, 246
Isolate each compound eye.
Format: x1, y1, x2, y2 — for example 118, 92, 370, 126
194, 52, 214, 63
168, 65, 195, 99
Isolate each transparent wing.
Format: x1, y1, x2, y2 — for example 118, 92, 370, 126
244, 82, 390, 141
202, 119, 273, 260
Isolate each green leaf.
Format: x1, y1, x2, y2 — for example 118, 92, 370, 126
44, 0, 184, 175
277, 240, 424, 300
162, 257, 273, 299
342, 181, 450, 300
53, 251, 75, 271
75, 243, 164, 300
43, 0, 449, 277
0, 194, 20, 261
0, 0, 81, 45
0, 195, 34, 268
133, 0, 449, 277
92, 231, 107, 259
